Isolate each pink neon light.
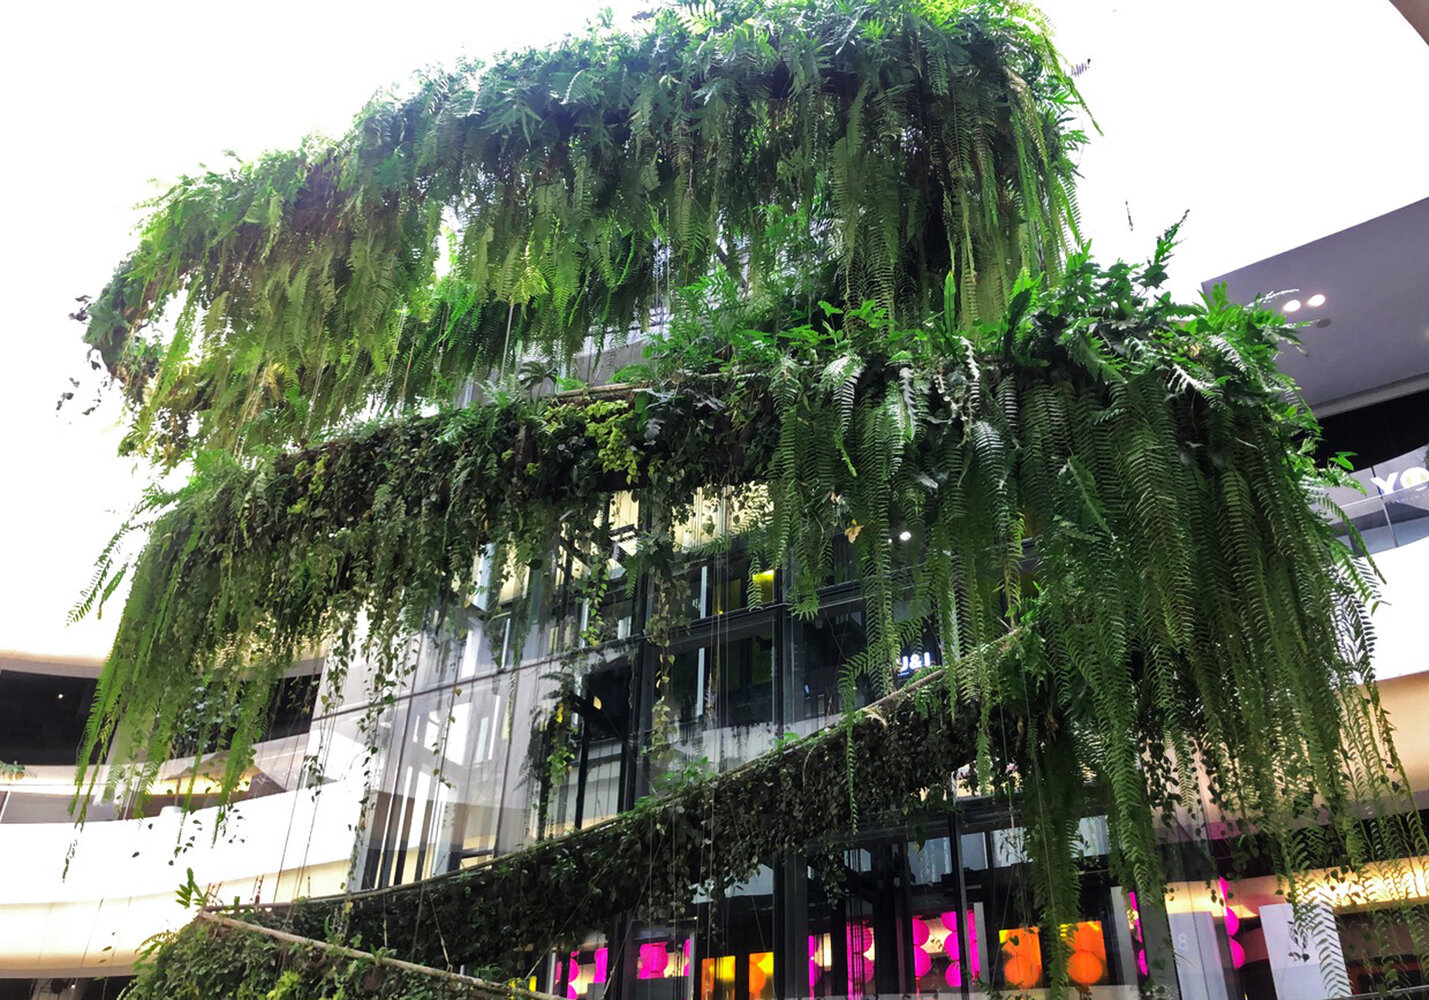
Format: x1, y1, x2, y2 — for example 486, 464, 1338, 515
846, 925, 874, 994
913, 948, 933, 978
566, 947, 611, 997
637, 943, 670, 979
1127, 890, 1149, 981
808, 936, 822, 998
847, 924, 873, 953
940, 917, 962, 987
1219, 876, 1244, 969
939, 910, 980, 985
968, 911, 980, 980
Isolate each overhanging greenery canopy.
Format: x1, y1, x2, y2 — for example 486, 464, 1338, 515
72, 0, 1428, 991
82, 0, 1080, 461
83, 244, 1416, 948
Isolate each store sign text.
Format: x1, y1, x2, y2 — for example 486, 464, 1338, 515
1371, 466, 1429, 495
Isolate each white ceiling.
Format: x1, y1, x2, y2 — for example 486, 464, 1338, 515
1037, 0, 1429, 300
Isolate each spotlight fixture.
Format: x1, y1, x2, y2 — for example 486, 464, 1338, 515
1306, 293, 1326, 308
1283, 299, 1302, 313
898, 530, 913, 542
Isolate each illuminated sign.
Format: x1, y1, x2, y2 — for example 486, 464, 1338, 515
896, 651, 933, 679
1370, 465, 1429, 495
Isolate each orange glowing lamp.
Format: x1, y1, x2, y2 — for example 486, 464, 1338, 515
999, 927, 1043, 989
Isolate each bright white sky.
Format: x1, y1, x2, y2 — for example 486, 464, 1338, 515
1, 0, 1426, 660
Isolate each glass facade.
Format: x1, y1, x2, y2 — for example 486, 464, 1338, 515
348, 486, 946, 889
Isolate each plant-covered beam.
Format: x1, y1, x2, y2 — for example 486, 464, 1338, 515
127, 910, 569, 999
80, 0, 1082, 461
268, 664, 980, 973
126, 670, 979, 995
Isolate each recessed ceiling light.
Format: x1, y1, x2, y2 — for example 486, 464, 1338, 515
57, 693, 64, 699
1307, 293, 1326, 308
1283, 299, 1302, 313
898, 530, 913, 542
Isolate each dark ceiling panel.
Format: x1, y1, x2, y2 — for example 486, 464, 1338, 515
1318, 385, 1429, 468
1392, 0, 1429, 44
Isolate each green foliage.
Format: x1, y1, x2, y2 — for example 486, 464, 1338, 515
82, 0, 1081, 463
176, 867, 218, 910
125, 916, 522, 1000
81, 237, 1425, 968
68, 0, 1428, 992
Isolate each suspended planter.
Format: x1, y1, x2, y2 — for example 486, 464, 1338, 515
67, 0, 1429, 996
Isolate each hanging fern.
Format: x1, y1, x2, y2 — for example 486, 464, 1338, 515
80, 0, 1081, 463
76, 235, 1428, 992
66, 0, 1429, 992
